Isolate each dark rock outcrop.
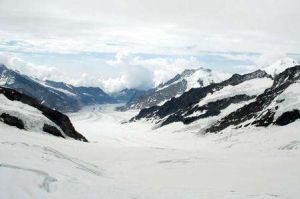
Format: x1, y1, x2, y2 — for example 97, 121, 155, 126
43, 124, 64, 138
0, 113, 24, 129
0, 87, 88, 142
132, 70, 271, 126
133, 66, 300, 133
206, 65, 300, 133
274, 110, 300, 126
160, 94, 255, 126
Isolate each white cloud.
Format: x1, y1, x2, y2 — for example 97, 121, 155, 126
0, 52, 203, 93
99, 67, 154, 93
0, 0, 299, 54
98, 51, 203, 92
0, 52, 63, 81
219, 50, 292, 68
216, 50, 299, 75
72, 50, 288, 92
232, 65, 258, 73
218, 53, 257, 62
252, 51, 287, 67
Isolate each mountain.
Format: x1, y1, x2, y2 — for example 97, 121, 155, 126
131, 63, 300, 133
131, 69, 272, 125
111, 88, 143, 103
262, 57, 297, 77
207, 65, 300, 133
0, 64, 114, 112
118, 67, 229, 111
41, 79, 114, 106
0, 86, 87, 141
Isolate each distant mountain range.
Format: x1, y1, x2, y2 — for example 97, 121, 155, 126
118, 67, 229, 111
120, 57, 298, 112
111, 88, 143, 103
0, 57, 299, 139
131, 58, 300, 133
0, 64, 139, 112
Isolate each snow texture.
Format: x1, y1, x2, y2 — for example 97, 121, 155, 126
1, 104, 300, 199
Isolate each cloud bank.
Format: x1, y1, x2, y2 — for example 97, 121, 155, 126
1, 0, 299, 92
0, 52, 63, 80
99, 51, 203, 92
0, 0, 300, 54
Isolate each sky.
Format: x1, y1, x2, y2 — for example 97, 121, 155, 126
0, 0, 300, 92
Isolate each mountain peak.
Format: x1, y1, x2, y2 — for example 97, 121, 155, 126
119, 66, 229, 111
181, 67, 211, 77
0, 65, 114, 112
263, 57, 298, 77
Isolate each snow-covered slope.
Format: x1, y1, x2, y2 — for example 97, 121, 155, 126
132, 64, 300, 133
0, 94, 61, 133
208, 65, 300, 132
156, 67, 228, 92
0, 87, 87, 141
1, 104, 300, 199
197, 78, 272, 107
131, 69, 273, 126
118, 67, 229, 111
1, 58, 299, 199
262, 57, 298, 77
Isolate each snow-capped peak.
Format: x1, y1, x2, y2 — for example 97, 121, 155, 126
262, 57, 298, 77
181, 67, 229, 91
181, 67, 210, 77
157, 67, 229, 92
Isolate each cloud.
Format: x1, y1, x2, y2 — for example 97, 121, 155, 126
0, 0, 300, 54
216, 51, 288, 66
232, 65, 257, 73
218, 53, 257, 62
219, 51, 292, 71
99, 67, 154, 93
0, 52, 63, 81
0, 51, 203, 93
252, 51, 287, 67
98, 51, 203, 92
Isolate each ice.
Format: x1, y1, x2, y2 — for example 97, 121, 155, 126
272, 81, 300, 119
1, 104, 300, 199
198, 77, 273, 107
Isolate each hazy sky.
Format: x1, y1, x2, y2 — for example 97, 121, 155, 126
0, 0, 299, 92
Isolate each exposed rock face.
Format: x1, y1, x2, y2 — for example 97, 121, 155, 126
160, 94, 255, 126
0, 113, 24, 129
117, 81, 186, 111
0, 64, 114, 112
119, 67, 228, 111
43, 124, 64, 138
132, 65, 300, 133
132, 70, 271, 124
0, 87, 88, 142
274, 110, 300, 126
206, 65, 300, 133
